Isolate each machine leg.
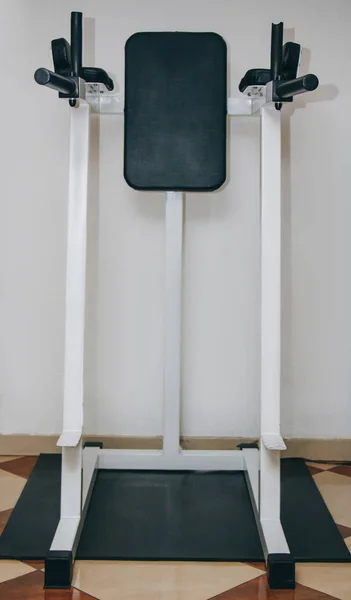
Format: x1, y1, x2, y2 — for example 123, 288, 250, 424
45, 101, 93, 589
260, 105, 294, 589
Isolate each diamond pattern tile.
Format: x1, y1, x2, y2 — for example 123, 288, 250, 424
72, 561, 263, 600
306, 462, 337, 471
330, 465, 351, 478
313, 470, 351, 528
307, 465, 323, 476
0, 457, 20, 464
0, 457, 38, 479
0, 470, 26, 511
337, 523, 351, 539
22, 560, 45, 571
0, 569, 99, 598
0, 560, 34, 584
243, 562, 266, 571
210, 575, 339, 599
297, 563, 351, 600
0, 508, 13, 535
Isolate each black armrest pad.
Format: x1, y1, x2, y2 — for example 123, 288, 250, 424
51, 38, 71, 77
282, 42, 301, 81
239, 68, 271, 93
80, 67, 114, 91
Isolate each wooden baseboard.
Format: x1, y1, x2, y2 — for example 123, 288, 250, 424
0, 434, 350, 461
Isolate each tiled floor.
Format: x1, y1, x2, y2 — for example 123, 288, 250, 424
0, 457, 350, 599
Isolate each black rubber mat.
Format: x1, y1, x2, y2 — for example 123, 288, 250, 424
124, 32, 227, 191
0, 455, 350, 562
78, 469, 261, 560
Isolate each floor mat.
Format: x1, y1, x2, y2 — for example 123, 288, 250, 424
0, 455, 350, 562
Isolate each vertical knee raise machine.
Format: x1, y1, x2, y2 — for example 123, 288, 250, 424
35, 12, 318, 591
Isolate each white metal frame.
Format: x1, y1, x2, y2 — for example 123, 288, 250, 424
48, 82, 290, 572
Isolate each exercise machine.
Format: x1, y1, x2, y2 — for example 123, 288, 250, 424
34, 13, 319, 590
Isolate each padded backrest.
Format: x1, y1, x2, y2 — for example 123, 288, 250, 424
124, 32, 227, 192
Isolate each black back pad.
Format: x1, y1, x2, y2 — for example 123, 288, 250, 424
124, 32, 227, 191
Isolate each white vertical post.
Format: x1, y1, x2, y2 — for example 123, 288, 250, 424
58, 101, 90, 447
260, 106, 282, 523
58, 101, 90, 522
61, 446, 83, 518
163, 191, 184, 456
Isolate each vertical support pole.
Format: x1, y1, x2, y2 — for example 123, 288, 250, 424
260, 105, 282, 524
45, 101, 91, 591
259, 106, 294, 590
163, 191, 184, 456
61, 102, 90, 446
61, 446, 83, 518
58, 101, 90, 514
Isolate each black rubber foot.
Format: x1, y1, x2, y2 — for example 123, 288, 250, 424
237, 441, 259, 450
44, 550, 73, 589
267, 553, 295, 589
84, 441, 103, 449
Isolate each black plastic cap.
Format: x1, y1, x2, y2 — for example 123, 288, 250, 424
267, 553, 295, 589
44, 550, 73, 589
34, 68, 50, 85
84, 441, 103, 449
237, 442, 259, 450
302, 74, 319, 91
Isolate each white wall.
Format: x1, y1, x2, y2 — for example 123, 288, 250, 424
0, 0, 350, 438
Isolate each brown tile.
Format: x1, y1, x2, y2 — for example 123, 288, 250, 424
307, 466, 323, 476
297, 563, 351, 600
337, 523, 351, 539
330, 465, 351, 478
73, 560, 263, 599
243, 562, 266, 571
210, 574, 339, 599
22, 561, 45, 571
0, 457, 38, 479
305, 462, 336, 471
313, 470, 351, 528
0, 471, 26, 511
0, 561, 34, 584
0, 457, 21, 464
0, 570, 99, 599
0, 508, 13, 535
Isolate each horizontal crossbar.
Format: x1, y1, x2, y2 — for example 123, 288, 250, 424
85, 86, 268, 116
97, 448, 245, 470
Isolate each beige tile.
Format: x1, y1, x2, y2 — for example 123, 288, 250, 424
0, 456, 20, 463
297, 563, 351, 600
73, 561, 262, 600
0, 560, 34, 583
306, 461, 336, 470
345, 537, 351, 552
0, 469, 26, 511
313, 470, 351, 528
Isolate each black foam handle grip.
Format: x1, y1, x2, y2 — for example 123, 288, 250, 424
275, 74, 319, 98
34, 68, 77, 95
270, 22, 284, 80
71, 11, 83, 77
